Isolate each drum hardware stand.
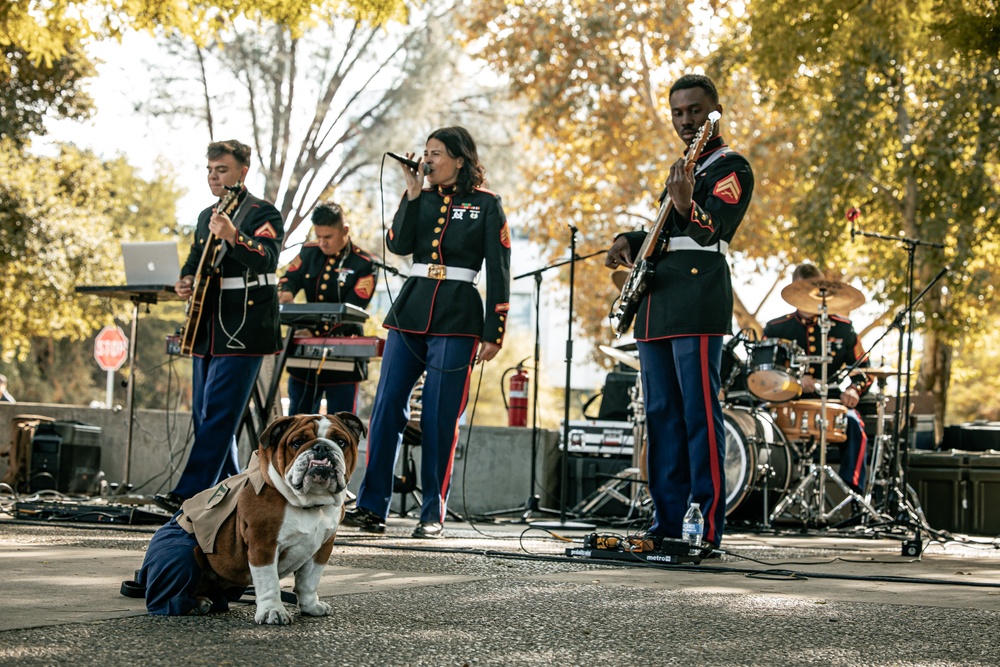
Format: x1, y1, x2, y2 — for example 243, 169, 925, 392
769, 294, 884, 527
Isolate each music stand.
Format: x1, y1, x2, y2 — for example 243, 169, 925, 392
75, 284, 182, 490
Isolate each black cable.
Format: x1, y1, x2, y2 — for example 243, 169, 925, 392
332, 539, 1000, 588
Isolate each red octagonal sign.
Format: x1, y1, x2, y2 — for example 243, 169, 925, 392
94, 326, 129, 372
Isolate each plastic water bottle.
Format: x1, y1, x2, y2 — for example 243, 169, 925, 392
682, 502, 704, 548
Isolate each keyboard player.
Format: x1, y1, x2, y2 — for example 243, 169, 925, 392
278, 202, 378, 414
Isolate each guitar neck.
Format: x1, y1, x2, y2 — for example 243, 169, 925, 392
637, 197, 676, 261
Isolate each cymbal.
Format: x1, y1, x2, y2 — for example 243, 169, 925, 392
781, 278, 865, 314
599, 344, 640, 371
862, 366, 905, 379
611, 269, 628, 290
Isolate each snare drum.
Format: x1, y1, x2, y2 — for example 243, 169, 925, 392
747, 339, 803, 402
769, 399, 849, 443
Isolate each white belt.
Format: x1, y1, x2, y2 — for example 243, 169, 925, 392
667, 237, 728, 254
410, 263, 479, 283
220, 273, 279, 290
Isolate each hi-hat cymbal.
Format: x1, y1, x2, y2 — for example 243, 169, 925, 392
611, 269, 628, 291
781, 278, 866, 314
599, 344, 640, 371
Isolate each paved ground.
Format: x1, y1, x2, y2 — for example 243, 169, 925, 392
1, 503, 999, 666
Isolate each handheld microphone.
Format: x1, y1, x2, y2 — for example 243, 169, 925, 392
387, 152, 431, 175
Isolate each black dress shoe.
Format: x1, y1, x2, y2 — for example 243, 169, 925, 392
342, 507, 386, 533
152, 492, 184, 513
412, 521, 443, 539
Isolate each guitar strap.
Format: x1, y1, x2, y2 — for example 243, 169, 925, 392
694, 147, 732, 176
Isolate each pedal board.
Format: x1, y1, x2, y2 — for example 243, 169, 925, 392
13, 500, 170, 525
566, 533, 704, 564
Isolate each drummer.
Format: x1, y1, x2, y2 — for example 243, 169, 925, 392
762, 263, 873, 493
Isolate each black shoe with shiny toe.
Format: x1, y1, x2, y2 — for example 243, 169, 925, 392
412, 522, 444, 539
152, 492, 184, 513
342, 507, 386, 533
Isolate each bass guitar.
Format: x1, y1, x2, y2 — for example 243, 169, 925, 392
178, 182, 243, 356
611, 111, 720, 337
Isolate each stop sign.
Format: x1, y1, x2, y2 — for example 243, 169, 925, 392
94, 326, 129, 372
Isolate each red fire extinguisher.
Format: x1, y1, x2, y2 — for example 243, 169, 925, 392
507, 361, 529, 427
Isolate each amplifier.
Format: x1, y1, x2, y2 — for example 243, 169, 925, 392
560, 419, 635, 457
29, 421, 102, 494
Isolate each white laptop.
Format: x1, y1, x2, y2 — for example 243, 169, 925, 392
121, 241, 181, 286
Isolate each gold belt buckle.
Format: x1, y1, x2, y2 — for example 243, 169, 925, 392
427, 264, 447, 280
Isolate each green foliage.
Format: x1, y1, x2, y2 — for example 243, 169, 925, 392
0, 44, 95, 147
0, 141, 184, 408
0, 1, 408, 74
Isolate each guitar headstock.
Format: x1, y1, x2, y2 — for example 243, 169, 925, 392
217, 181, 244, 215
684, 111, 721, 170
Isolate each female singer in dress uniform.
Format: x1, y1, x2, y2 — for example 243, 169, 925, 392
344, 126, 511, 538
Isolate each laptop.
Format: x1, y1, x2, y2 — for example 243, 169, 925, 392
121, 241, 182, 286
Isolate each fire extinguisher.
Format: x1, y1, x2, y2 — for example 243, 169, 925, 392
506, 360, 530, 427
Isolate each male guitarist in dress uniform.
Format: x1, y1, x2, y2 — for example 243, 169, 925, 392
605, 74, 754, 550
278, 202, 377, 415
154, 139, 284, 513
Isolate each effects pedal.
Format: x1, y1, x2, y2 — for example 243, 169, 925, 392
571, 533, 702, 564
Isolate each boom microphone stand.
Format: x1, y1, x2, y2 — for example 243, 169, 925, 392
485, 245, 608, 524
852, 219, 946, 531
533, 225, 598, 531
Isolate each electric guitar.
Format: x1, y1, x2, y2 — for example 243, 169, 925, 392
610, 112, 719, 337
178, 182, 243, 356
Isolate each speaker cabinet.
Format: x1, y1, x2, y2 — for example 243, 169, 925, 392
29, 421, 102, 494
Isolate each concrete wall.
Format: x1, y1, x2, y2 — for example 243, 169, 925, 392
0, 403, 562, 517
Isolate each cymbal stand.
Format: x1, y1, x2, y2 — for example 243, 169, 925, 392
862, 376, 893, 509
770, 295, 884, 526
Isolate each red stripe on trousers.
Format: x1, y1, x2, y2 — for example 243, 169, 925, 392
700, 336, 723, 544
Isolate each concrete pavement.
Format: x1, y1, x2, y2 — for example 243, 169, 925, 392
1, 511, 999, 666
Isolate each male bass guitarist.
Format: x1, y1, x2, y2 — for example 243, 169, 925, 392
604, 74, 754, 551
154, 139, 285, 513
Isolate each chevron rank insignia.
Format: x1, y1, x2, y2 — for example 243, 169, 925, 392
712, 173, 742, 205
254, 222, 279, 239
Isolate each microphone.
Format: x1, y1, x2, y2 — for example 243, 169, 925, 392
846, 207, 860, 242
387, 152, 431, 175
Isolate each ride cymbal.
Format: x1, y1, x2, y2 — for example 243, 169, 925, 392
780, 278, 865, 314
599, 344, 640, 371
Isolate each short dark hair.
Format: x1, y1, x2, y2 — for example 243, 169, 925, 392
792, 264, 825, 282
311, 202, 345, 228
427, 126, 485, 194
670, 74, 720, 106
207, 140, 252, 167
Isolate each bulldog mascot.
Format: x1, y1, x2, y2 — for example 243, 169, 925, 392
131, 412, 364, 624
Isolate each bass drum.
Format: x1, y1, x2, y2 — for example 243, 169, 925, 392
723, 406, 796, 524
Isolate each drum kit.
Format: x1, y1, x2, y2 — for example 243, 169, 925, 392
600, 277, 901, 529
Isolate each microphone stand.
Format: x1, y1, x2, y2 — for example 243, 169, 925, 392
532, 227, 601, 530
485, 245, 608, 524
853, 225, 945, 531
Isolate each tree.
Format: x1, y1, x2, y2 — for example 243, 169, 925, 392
0, 1, 405, 75
734, 0, 1000, 437
460, 0, 807, 356
0, 142, 183, 407
138, 0, 469, 246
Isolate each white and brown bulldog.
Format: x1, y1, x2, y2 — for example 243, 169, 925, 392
179, 412, 364, 624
